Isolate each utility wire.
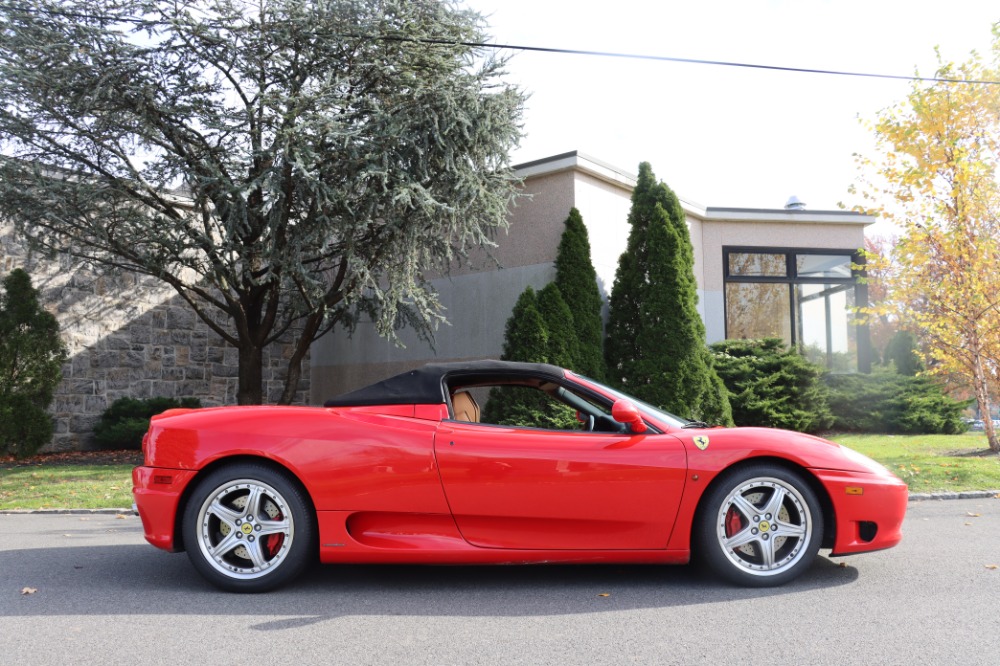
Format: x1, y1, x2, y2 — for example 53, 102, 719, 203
387, 36, 1000, 86
3, 1, 999, 86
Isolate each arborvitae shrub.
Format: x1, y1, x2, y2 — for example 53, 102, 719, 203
481, 287, 549, 426
0, 268, 67, 458
554, 208, 605, 379
605, 162, 732, 425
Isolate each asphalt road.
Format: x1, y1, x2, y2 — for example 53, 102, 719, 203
2, 499, 999, 666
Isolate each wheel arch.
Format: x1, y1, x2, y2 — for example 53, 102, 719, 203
172, 454, 318, 553
693, 456, 836, 551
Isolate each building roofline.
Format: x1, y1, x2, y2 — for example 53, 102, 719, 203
514, 151, 637, 191
513, 151, 874, 226
699, 206, 874, 225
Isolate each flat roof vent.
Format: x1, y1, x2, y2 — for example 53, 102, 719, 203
785, 195, 806, 210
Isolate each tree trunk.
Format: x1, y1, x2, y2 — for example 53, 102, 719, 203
278, 311, 327, 405
236, 344, 264, 405
971, 351, 1000, 452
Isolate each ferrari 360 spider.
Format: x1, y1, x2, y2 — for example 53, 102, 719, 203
132, 360, 907, 592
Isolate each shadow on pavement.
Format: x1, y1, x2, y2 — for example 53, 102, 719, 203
2, 541, 859, 625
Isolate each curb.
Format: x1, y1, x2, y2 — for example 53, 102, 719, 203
907, 491, 1000, 502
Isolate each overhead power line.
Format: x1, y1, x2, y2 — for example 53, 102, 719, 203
3, 1, 999, 86
385, 36, 1000, 86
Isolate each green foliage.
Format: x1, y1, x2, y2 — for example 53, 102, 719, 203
482, 286, 577, 429
536, 284, 579, 369
0, 268, 67, 457
554, 208, 605, 379
825, 372, 969, 435
605, 163, 732, 425
482, 288, 548, 426
710, 338, 833, 433
0, 394, 55, 459
93, 396, 202, 450
499, 287, 548, 364
481, 386, 578, 430
0, 0, 524, 405
883, 330, 924, 376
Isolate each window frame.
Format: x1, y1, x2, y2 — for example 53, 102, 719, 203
722, 246, 871, 372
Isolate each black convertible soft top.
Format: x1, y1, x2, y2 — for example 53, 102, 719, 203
323, 360, 566, 408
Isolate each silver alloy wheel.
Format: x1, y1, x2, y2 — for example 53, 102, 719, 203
194, 478, 295, 580
714, 476, 812, 578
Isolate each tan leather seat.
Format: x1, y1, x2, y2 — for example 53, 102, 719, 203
451, 391, 480, 423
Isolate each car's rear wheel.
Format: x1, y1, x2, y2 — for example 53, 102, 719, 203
694, 465, 823, 587
182, 463, 314, 593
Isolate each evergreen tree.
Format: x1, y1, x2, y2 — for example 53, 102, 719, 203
605, 163, 732, 425
481, 286, 578, 428
533, 284, 581, 428
710, 338, 833, 433
481, 287, 549, 425
554, 208, 605, 379
536, 283, 579, 369
883, 330, 924, 376
0, 0, 524, 405
0, 269, 68, 457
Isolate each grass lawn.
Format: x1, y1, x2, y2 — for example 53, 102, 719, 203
0, 451, 139, 511
830, 432, 1000, 495
1, 434, 999, 510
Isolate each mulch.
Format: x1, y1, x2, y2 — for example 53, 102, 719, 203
0, 449, 144, 469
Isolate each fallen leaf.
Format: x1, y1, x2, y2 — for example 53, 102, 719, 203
839, 562, 848, 568
965, 522, 973, 526
597, 593, 610, 597
986, 565, 998, 570
20, 587, 37, 595
115, 514, 127, 520
967, 512, 982, 517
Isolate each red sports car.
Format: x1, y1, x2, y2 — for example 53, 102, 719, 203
132, 360, 907, 592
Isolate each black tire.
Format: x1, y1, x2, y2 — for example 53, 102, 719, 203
694, 464, 823, 587
181, 462, 314, 593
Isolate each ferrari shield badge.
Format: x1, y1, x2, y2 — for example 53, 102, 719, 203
693, 435, 710, 451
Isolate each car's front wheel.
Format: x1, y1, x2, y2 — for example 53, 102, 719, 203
182, 463, 314, 593
694, 465, 823, 587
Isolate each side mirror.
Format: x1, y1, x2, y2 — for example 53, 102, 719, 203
611, 399, 647, 434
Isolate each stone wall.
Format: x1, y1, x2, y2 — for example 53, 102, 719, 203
1, 224, 310, 451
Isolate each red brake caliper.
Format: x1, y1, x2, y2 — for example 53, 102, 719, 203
265, 512, 284, 557
725, 506, 744, 538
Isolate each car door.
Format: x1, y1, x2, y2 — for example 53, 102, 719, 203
434, 421, 687, 550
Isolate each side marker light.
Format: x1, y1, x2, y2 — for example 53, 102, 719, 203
845, 486, 864, 496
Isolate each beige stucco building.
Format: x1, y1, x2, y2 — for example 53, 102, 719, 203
311, 151, 874, 402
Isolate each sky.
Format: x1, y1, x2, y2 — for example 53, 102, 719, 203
461, 0, 999, 226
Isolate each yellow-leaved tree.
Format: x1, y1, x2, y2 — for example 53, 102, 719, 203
853, 31, 1000, 452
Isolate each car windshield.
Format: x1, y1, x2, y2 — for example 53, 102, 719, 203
573, 375, 691, 429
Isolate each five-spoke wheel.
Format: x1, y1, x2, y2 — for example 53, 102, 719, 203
182, 463, 313, 592
695, 465, 823, 587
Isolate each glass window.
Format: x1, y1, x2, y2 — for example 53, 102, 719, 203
796, 254, 853, 279
723, 248, 868, 372
728, 253, 787, 278
725, 283, 792, 343
795, 284, 857, 372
